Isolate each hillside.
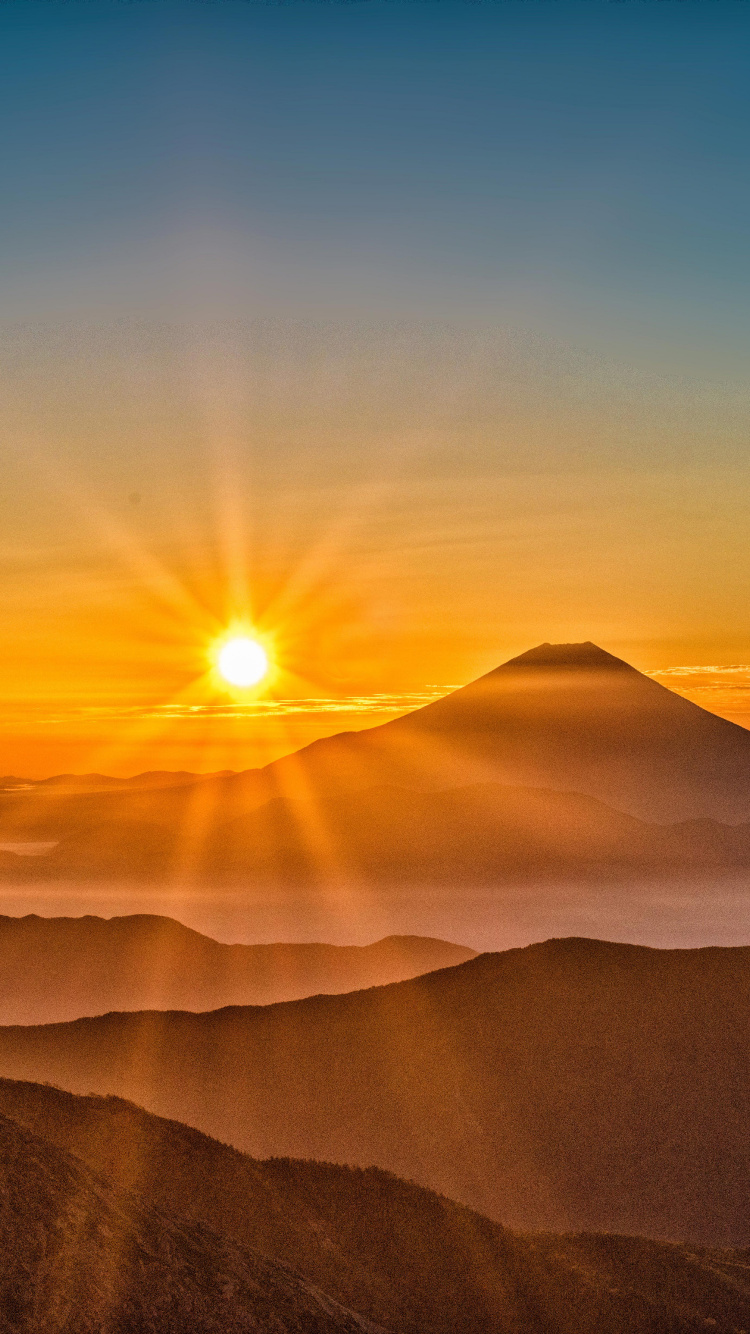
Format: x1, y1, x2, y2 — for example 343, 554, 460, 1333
0, 1110, 379, 1334
0, 939, 749, 1243
0, 914, 474, 1024
4, 1079, 750, 1334
0, 1081, 543, 1334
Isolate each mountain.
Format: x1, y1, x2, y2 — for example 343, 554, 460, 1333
259, 639, 750, 823
3, 642, 750, 885
0, 938, 749, 1244
0, 1110, 380, 1334
7, 773, 750, 890
0, 913, 475, 1024
4, 1079, 750, 1334
24, 779, 750, 885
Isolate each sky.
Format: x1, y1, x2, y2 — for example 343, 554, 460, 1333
3, 0, 750, 776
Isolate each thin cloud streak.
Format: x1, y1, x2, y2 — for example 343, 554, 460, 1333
646, 666, 750, 719
648, 666, 750, 678
6, 688, 456, 725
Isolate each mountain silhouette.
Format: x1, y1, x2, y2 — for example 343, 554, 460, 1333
0, 938, 749, 1244
3, 642, 750, 885
0, 913, 475, 1024
258, 640, 750, 823
4, 1078, 750, 1334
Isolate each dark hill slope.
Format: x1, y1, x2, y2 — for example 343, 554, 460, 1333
0, 1081, 545, 1334
0, 939, 748, 1243
4, 1080, 750, 1334
0, 1111, 380, 1334
0, 914, 474, 1024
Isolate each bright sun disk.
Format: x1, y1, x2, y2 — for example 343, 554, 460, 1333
217, 637, 269, 687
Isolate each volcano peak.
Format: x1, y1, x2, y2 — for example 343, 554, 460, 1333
501, 641, 635, 672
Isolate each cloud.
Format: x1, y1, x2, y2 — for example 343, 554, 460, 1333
45, 688, 455, 724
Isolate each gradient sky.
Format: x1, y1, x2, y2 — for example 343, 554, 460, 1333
3, 0, 750, 775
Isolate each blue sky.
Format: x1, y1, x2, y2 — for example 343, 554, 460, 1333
2, 0, 749, 365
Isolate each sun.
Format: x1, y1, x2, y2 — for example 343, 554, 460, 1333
217, 636, 269, 688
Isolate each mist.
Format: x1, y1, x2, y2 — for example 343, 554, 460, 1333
2, 874, 750, 953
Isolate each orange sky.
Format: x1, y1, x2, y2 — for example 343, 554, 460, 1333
3, 319, 750, 777
4, 3, 750, 779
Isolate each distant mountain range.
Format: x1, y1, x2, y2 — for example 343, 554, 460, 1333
259, 638, 750, 824
9, 778, 750, 885
1, 937, 749, 1245
0, 913, 475, 1024
4, 641, 750, 885
0, 769, 235, 790
3, 1077, 750, 1334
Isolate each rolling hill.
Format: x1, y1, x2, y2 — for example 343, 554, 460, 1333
0, 938, 748, 1244
4, 1078, 750, 1334
0, 1110, 380, 1334
0, 913, 475, 1024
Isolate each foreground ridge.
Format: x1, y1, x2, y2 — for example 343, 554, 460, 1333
0, 1110, 382, 1333
2, 1079, 750, 1334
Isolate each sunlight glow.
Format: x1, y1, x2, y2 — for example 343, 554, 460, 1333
217, 637, 269, 688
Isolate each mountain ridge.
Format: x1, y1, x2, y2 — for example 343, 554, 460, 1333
5, 1077, 750, 1333
0, 1109, 383, 1333
5, 777, 750, 887
0, 913, 475, 1024
0, 936, 749, 1243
